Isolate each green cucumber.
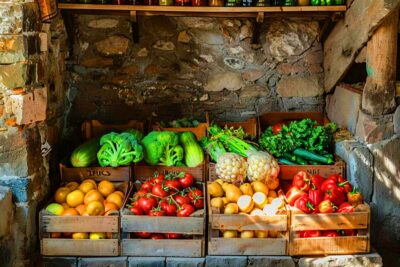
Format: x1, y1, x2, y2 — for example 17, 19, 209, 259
283, 152, 296, 162
293, 156, 308, 165
293, 148, 334, 165
70, 138, 100, 167
278, 158, 296, 165
308, 160, 321, 165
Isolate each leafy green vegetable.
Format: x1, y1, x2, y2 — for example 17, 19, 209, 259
200, 136, 227, 162
97, 130, 144, 167
159, 118, 201, 128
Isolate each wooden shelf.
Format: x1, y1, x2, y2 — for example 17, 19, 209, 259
58, 4, 346, 18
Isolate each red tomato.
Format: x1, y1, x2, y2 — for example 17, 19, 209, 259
135, 189, 148, 198
161, 201, 177, 216
135, 232, 151, 239
140, 181, 153, 192
342, 229, 357, 236
324, 188, 346, 206
151, 233, 165, 240
299, 230, 321, 238
131, 200, 139, 207
138, 196, 157, 214
151, 173, 165, 184
165, 179, 181, 192
165, 233, 183, 239
179, 173, 194, 188
130, 206, 143, 215
188, 188, 204, 209
322, 230, 340, 237
174, 195, 190, 206
152, 183, 169, 198
149, 209, 165, 216
177, 204, 195, 217
272, 123, 283, 135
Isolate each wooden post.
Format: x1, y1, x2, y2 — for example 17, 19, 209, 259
362, 10, 398, 115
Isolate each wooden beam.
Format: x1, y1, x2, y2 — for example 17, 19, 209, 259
323, 0, 400, 93
362, 11, 398, 115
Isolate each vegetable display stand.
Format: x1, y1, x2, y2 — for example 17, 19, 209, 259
214, 117, 258, 137
152, 122, 208, 140
81, 119, 146, 140
288, 204, 370, 256
134, 163, 205, 182
207, 182, 289, 255
39, 179, 130, 256
258, 112, 325, 133
120, 173, 206, 257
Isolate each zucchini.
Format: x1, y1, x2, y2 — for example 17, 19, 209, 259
180, 132, 204, 167
293, 148, 334, 165
70, 138, 100, 167
308, 160, 321, 165
278, 158, 296, 165
293, 156, 307, 165
283, 152, 296, 162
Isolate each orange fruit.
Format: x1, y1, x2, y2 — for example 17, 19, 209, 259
54, 187, 71, 204
63, 232, 73, 238
106, 193, 124, 209
51, 232, 62, 238
72, 232, 88, 239
76, 204, 86, 215
62, 208, 79, 216
66, 190, 84, 207
104, 202, 119, 213
84, 189, 104, 205
98, 180, 115, 197
61, 203, 70, 210
65, 181, 79, 191
106, 232, 113, 239
86, 200, 105, 216
79, 182, 96, 194
82, 179, 97, 187
113, 191, 125, 199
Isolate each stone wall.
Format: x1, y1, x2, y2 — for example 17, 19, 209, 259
0, 0, 67, 265
64, 16, 325, 137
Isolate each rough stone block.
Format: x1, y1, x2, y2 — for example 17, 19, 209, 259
0, 186, 13, 238
247, 256, 295, 267
204, 72, 244, 92
10, 87, 47, 125
355, 111, 394, 143
298, 253, 382, 267
205, 256, 247, 267
394, 105, 400, 134
0, 62, 28, 89
41, 257, 78, 267
369, 136, 400, 250
0, 2, 39, 35
166, 257, 205, 267
0, 35, 27, 64
0, 177, 31, 203
128, 257, 165, 267
326, 85, 361, 134
335, 140, 374, 201
277, 76, 324, 97
79, 257, 127, 267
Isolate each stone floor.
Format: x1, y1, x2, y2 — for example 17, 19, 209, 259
41, 253, 383, 267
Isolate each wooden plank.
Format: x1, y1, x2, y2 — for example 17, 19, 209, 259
58, 4, 346, 12
215, 118, 258, 137
60, 162, 132, 182
291, 212, 369, 231
279, 158, 346, 180
121, 239, 203, 257
41, 215, 118, 232
134, 164, 204, 182
208, 237, 287, 255
121, 215, 204, 234
211, 214, 287, 231
324, 0, 400, 92
289, 236, 369, 255
41, 239, 119, 256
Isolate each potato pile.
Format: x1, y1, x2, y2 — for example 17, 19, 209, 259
208, 178, 286, 239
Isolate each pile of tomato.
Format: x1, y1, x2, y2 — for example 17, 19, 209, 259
128, 172, 204, 240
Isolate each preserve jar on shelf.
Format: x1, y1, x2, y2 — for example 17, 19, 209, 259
270, 0, 282, 5
208, 0, 223, 6
283, 0, 297, 5
175, 0, 191, 5
160, 0, 174, 5
192, 0, 207, 5
143, 0, 158, 4
298, 0, 309, 5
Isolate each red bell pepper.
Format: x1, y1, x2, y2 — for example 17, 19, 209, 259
341, 229, 357, 236
286, 186, 307, 206
292, 171, 311, 191
322, 230, 340, 237
337, 202, 354, 213
308, 186, 324, 206
324, 188, 346, 206
327, 174, 340, 182
310, 174, 325, 190
299, 230, 322, 238
318, 199, 336, 213
347, 187, 363, 207
294, 195, 314, 214
321, 177, 338, 192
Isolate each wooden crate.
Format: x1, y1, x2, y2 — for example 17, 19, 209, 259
152, 122, 208, 140
81, 119, 145, 140
39, 178, 130, 256
120, 170, 206, 257
207, 182, 289, 256
213, 117, 258, 137
60, 162, 133, 182
134, 163, 205, 182
289, 204, 370, 256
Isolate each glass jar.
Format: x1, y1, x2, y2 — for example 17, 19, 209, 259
160, 0, 173, 5
143, 0, 158, 4
175, 0, 190, 5
241, 0, 255, 6
192, 0, 207, 5
298, 0, 309, 5
255, 0, 268, 6
97, 0, 112, 3
225, 0, 237, 6
113, 0, 125, 4
283, 0, 297, 5
270, 0, 282, 5
208, 0, 223, 5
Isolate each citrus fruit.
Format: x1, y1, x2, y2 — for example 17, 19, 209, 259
72, 232, 88, 239
66, 190, 84, 207
61, 208, 79, 216
98, 180, 115, 197
86, 200, 105, 216
61, 203, 70, 210
84, 189, 104, 205
54, 187, 71, 204
104, 202, 119, 213
106, 193, 123, 209
65, 181, 79, 191
79, 182, 96, 194
113, 191, 125, 198
82, 179, 97, 187
50, 232, 62, 238
89, 232, 106, 240
75, 204, 86, 215
46, 203, 64, 216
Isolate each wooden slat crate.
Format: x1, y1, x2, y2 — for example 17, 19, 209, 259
207, 182, 289, 256
213, 117, 258, 137
39, 178, 130, 256
81, 119, 145, 140
121, 169, 206, 257
289, 204, 371, 256
60, 162, 133, 182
